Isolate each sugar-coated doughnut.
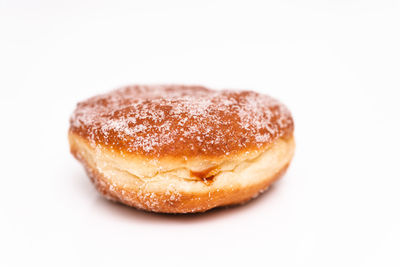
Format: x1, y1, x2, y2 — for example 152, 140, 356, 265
69, 85, 295, 213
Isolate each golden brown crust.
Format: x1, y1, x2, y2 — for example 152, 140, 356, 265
71, 145, 290, 213
70, 130, 295, 213
69, 85, 294, 158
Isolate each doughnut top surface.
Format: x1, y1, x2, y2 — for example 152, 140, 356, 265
70, 85, 294, 157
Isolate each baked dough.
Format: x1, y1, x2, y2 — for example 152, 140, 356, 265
69, 85, 295, 213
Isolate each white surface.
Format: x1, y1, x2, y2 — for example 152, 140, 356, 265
1, 1, 400, 266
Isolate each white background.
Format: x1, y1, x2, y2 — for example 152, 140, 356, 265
1, 0, 400, 266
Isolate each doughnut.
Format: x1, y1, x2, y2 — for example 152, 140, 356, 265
68, 85, 295, 213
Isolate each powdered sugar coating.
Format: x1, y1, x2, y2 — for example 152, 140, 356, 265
70, 85, 294, 157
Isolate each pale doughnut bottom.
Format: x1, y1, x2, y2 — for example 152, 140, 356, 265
69, 133, 295, 213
